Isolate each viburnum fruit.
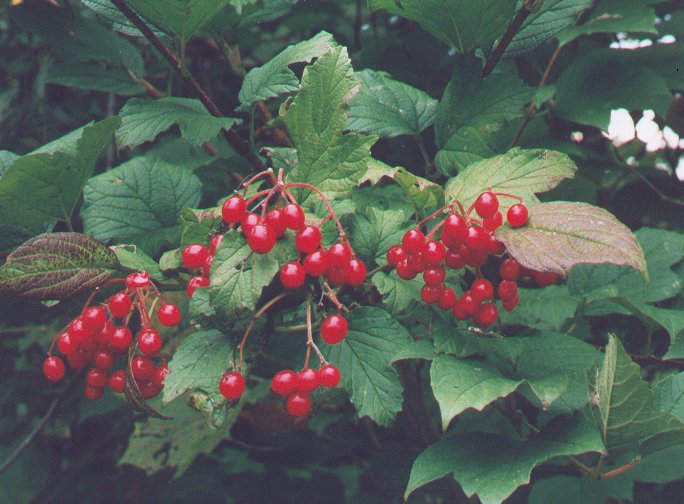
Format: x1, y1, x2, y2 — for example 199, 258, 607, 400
43, 356, 65, 382
507, 203, 529, 228
296, 368, 320, 393
221, 195, 247, 223
182, 244, 209, 269
475, 192, 499, 219
187, 275, 210, 298
320, 313, 348, 345
107, 291, 132, 318
286, 392, 313, 417
137, 327, 163, 356
319, 364, 341, 388
248, 223, 276, 254
219, 371, 246, 401
295, 225, 322, 253
282, 203, 305, 230
271, 369, 297, 397
280, 262, 306, 289
157, 302, 182, 327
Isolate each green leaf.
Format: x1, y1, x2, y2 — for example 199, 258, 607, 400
0, 232, 118, 300
164, 329, 233, 405
554, 48, 672, 130
238, 31, 337, 110
81, 157, 202, 254
81, 0, 168, 38
392, 339, 434, 362
46, 61, 144, 95
557, 0, 658, 45
612, 299, 684, 341
0, 118, 120, 227
371, 271, 422, 315
505, 0, 593, 57
405, 414, 604, 503
322, 307, 412, 426
430, 354, 523, 430
351, 207, 413, 264
116, 97, 241, 150
124, 0, 232, 42
444, 148, 577, 213
207, 229, 279, 317
499, 285, 581, 332
595, 335, 684, 459
653, 372, 684, 421
496, 201, 647, 280
346, 69, 437, 137
283, 46, 376, 204
112, 246, 164, 281
528, 474, 632, 504
369, 0, 516, 53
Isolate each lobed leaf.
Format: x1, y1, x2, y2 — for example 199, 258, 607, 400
371, 271, 422, 315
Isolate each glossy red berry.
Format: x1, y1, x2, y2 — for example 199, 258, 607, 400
110, 326, 133, 351
86, 367, 107, 388
271, 369, 297, 397
423, 266, 445, 287
487, 235, 506, 255
282, 203, 305, 230
182, 244, 209, 269
266, 208, 287, 237
320, 313, 348, 345
209, 234, 224, 256
498, 280, 518, 300
319, 364, 341, 388
442, 214, 468, 247
420, 284, 443, 304
137, 327, 163, 356
108, 370, 125, 393
153, 363, 168, 388
221, 195, 247, 223
475, 192, 499, 219
402, 229, 425, 255
502, 294, 520, 312
423, 241, 446, 266
303, 250, 328, 277
437, 288, 458, 310
186, 275, 210, 298
131, 355, 155, 382
84, 385, 104, 401
280, 262, 306, 289
240, 212, 260, 236
327, 243, 352, 269
94, 351, 115, 370
296, 368, 320, 393
108, 291, 132, 318
286, 392, 312, 417
295, 225, 322, 253
202, 255, 213, 277
530, 270, 558, 287
82, 306, 107, 332
457, 292, 481, 318
57, 332, 75, 355
69, 317, 92, 347
139, 382, 161, 399
219, 371, 245, 401
465, 225, 489, 253
407, 252, 427, 273
67, 352, 89, 370
471, 279, 494, 302
444, 249, 467, 270
43, 356, 65, 382
499, 258, 522, 281
345, 259, 367, 287
157, 302, 182, 327
94, 320, 115, 346
248, 223, 276, 254
507, 204, 528, 227
126, 271, 151, 289
386, 245, 408, 266
483, 211, 503, 232
396, 259, 417, 280
474, 304, 499, 329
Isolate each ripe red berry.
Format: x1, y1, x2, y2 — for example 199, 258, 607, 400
139, 382, 161, 399
94, 320, 115, 346
69, 317, 92, 347
282, 203, 305, 230
465, 225, 489, 253
530, 270, 558, 287
296, 368, 320, 393
483, 211, 503, 232
402, 229, 425, 255
271, 369, 297, 397
86, 367, 107, 388
157, 302, 182, 327
131, 355, 155, 382
240, 212, 260, 236
221, 195, 247, 223
152, 363, 168, 388
327, 243, 352, 269
110, 326, 133, 351
67, 351, 89, 370
137, 327, 163, 356
396, 259, 417, 280
219, 371, 246, 401
108, 369, 125, 393
82, 306, 107, 332
319, 364, 341, 388
248, 223, 277, 254
108, 291, 132, 318
497, 280, 518, 300
474, 304, 499, 329
266, 208, 287, 237
458, 292, 481, 318
295, 225, 322, 253
43, 356, 65, 382
499, 258, 522, 281
442, 214, 467, 247
182, 244, 209, 269
280, 262, 306, 289
453, 300, 470, 320
202, 255, 213, 277
470, 279, 494, 302
303, 250, 328, 276
126, 271, 151, 289
57, 332, 75, 355
320, 313, 348, 345
487, 235, 506, 255
407, 252, 427, 273
345, 258, 367, 287
386, 245, 408, 266
444, 249, 467, 270
507, 203, 528, 227
420, 284, 443, 304
94, 350, 115, 370
423, 241, 446, 266
286, 392, 312, 417
502, 294, 520, 312
84, 385, 104, 401
437, 288, 458, 310
209, 234, 224, 256
475, 192, 499, 219
423, 266, 446, 287
186, 275, 210, 298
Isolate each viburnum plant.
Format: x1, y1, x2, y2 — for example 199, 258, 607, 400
2, 1, 684, 503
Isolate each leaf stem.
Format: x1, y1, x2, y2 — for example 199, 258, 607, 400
482, 0, 537, 77
237, 293, 288, 369
600, 457, 641, 479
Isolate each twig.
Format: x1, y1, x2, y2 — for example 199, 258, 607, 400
567, 455, 596, 477
110, 0, 265, 170
600, 457, 641, 479
482, 0, 537, 77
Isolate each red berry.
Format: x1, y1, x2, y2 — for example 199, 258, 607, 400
126, 271, 150, 289
271, 369, 297, 397
531, 270, 558, 287
108, 370, 125, 393
396, 259, 417, 280
442, 214, 467, 247
295, 225, 322, 253
420, 284, 443, 304
84, 385, 104, 401
87, 367, 107, 388
320, 314, 348, 345
437, 288, 458, 310
286, 392, 312, 417
483, 211, 503, 232
303, 250, 328, 276
131, 355, 155, 382
407, 252, 427, 273
202, 255, 213, 277
43, 356, 65, 382
209, 234, 224, 256
423, 241, 446, 266
402, 229, 425, 255
248, 223, 276, 254
453, 300, 470, 320
319, 364, 341, 388
182, 244, 209, 269
108, 291, 132, 318
219, 371, 246, 401
498, 280, 518, 300
67, 351, 89, 370
423, 266, 445, 287
465, 225, 489, 253
500, 258, 522, 281
137, 327, 163, 356
57, 332, 75, 355
280, 262, 306, 289
345, 259, 367, 287
475, 192, 499, 219
471, 279, 494, 302
266, 208, 287, 237
296, 368, 320, 393
282, 203, 305, 230
110, 326, 133, 351
152, 363, 168, 389
327, 243, 352, 269
94, 351, 115, 370
241, 212, 260, 236
69, 317, 92, 348
94, 320, 115, 346
139, 382, 161, 399
187, 275, 210, 298
386, 245, 407, 266
474, 304, 499, 329
487, 235, 506, 255
157, 302, 182, 327
457, 292, 481, 318
502, 294, 519, 312
221, 195, 247, 223
444, 249, 467, 270
507, 204, 528, 227
82, 306, 107, 332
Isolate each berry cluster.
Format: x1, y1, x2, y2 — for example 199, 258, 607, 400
386, 191, 551, 329
270, 365, 341, 417
43, 271, 177, 401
